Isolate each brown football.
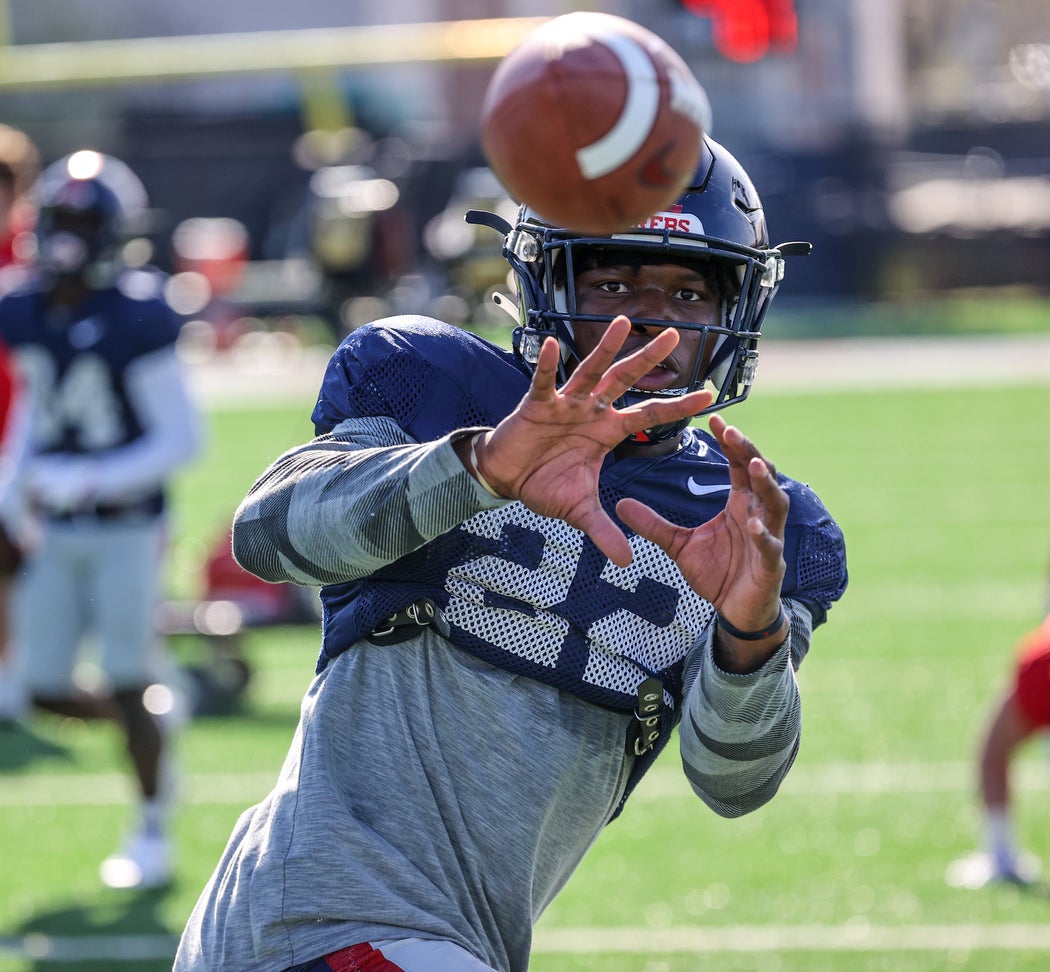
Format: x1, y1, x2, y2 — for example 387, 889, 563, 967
480, 12, 710, 234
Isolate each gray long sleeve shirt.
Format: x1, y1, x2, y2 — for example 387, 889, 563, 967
175, 415, 817, 972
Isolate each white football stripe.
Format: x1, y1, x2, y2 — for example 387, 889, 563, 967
535, 924, 1050, 954
574, 32, 659, 180
1, 759, 1047, 807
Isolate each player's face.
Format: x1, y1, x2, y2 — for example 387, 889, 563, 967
38, 208, 106, 277
570, 258, 723, 392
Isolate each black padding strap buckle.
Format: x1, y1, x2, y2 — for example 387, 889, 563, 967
627, 676, 664, 757
367, 597, 448, 646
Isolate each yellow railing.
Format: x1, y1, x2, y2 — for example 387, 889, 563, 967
0, 16, 551, 90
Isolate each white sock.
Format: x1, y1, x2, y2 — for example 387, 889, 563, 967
0, 664, 27, 720
140, 796, 170, 839
984, 808, 1016, 870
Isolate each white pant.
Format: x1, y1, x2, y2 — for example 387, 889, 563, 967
12, 517, 166, 694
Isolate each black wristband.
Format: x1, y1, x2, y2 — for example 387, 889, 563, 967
716, 606, 786, 641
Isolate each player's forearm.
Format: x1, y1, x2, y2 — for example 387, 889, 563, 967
26, 420, 202, 511
83, 427, 202, 501
232, 417, 507, 586
679, 600, 810, 818
91, 346, 203, 498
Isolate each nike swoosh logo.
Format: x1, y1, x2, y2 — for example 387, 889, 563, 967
687, 478, 730, 497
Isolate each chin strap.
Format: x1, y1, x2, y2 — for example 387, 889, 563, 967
625, 418, 688, 446
617, 388, 691, 446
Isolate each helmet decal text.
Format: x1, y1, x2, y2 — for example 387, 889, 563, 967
633, 211, 704, 234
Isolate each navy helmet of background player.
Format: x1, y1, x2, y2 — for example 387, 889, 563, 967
33, 149, 150, 289
469, 135, 811, 443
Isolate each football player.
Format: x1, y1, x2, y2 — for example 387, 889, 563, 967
0, 336, 30, 722
0, 125, 39, 714
176, 136, 848, 972
0, 150, 203, 889
949, 604, 1050, 889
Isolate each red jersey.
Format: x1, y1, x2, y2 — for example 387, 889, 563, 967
1013, 615, 1050, 729
0, 200, 34, 271
0, 338, 16, 440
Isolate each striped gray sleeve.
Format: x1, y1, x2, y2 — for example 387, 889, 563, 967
231, 416, 508, 586
678, 599, 812, 818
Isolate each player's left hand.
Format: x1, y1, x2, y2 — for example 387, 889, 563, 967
616, 414, 789, 664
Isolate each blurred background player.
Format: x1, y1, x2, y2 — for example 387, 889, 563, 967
0, 149, 203, 889
0, 125, 38, 721
947, 561, 1050, 889
0, 336, 30, 723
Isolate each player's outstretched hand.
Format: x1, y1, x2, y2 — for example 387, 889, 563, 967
472, 316, 711, 567
616, 414, 789, 660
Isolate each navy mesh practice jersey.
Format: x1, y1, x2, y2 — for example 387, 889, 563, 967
306, 316, 848, 718
0, 272, 183, 514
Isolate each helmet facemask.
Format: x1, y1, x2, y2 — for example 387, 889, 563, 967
504, 219, 784, 444
36, 204, 119, 281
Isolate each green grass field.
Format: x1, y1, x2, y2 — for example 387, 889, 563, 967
2, 365, 1049, 971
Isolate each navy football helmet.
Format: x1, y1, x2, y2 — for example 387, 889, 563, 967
33, 150, 148, 286
468, 136, 810, 443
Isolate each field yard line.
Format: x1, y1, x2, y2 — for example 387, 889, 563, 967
0, 934, 176, 961
753, 334, 1050, 393
184, 334, 1050, 407
4, 923, 1050, 962
1, 760, 1047, 807
533, 922, 1050, 953
0, 770, 279, 806
628, 758, 1050, 801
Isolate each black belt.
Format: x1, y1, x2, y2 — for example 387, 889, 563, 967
626, 677, 665, 756
368, 600, 665, 758
367, 597, 449, 646
48, 498, 162, 523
